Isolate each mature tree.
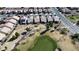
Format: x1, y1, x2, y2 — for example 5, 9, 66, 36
49, 21, 53, 27
71, 33, 79, 41
76, 21, 79, 26
60, 28, 69, 35
45, 21, 53, 30
9, 35, 16, 41
46, 23, 50, 30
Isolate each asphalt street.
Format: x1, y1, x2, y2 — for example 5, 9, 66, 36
52, 7, 79, 34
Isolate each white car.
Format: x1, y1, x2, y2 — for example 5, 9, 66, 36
53, 13, 56, 16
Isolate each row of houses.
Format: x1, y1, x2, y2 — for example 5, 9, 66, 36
19, 14, 60, 24
0, 16, 19, 44
0, 7, 52, 14
57, 7, 79, 16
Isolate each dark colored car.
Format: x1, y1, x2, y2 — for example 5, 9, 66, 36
21, 32, 27, 35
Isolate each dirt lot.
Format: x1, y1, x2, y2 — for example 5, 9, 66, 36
16, 32, 40, 51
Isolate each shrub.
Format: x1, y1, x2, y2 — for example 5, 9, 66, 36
9, 32, 20, 42
9, 35, 16, 41
60, 28, 69, 35
15, 32, 20, 38
25, 27, 31, 31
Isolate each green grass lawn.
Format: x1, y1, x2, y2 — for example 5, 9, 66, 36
29, 35, 57, 51
67, 15, 79, 23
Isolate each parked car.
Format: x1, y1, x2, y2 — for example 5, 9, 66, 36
21, 32, 27, 35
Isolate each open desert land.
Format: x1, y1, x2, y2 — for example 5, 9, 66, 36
45, 30, 78, 51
